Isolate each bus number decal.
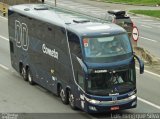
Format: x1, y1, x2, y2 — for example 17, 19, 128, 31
15, 20, 29, 51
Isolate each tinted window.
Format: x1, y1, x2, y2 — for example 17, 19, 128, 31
68, 31, 82, 58
83, 34, 132, 58
87, 68, 136, 96
55, 26, 68, 54
83, 33, 132, 63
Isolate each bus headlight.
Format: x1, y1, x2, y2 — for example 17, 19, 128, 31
89, 106, 97, 111
86, 98, 100, 104
89, 99, 100, 104
129, 94, 136, 100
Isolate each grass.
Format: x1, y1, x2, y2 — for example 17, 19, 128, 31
130, 10, 160, 18
103, 0, 160, 6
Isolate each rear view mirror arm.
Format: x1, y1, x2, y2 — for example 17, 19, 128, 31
134, 55, 144, 74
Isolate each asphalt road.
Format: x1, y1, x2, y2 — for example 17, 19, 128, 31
46, 0, 160, 59
132, 17, 160, 59
1, 1, 160, 118
0, 13, 160, 119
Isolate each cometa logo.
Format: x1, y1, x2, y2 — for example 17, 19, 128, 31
42, 44, 58, 60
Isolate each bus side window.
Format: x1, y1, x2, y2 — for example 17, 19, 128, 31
68, 31, 82, 58
54, 26, 69, 54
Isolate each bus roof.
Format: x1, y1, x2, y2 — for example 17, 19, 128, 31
9, 4, 126, 36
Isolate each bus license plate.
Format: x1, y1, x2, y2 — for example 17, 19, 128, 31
111, 106, 119, 111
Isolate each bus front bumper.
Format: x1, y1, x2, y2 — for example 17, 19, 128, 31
84, 94, 137, 113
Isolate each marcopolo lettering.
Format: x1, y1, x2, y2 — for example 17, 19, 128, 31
42, 44, 58, 60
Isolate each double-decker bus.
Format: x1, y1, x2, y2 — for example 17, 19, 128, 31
8, 4, 144, 113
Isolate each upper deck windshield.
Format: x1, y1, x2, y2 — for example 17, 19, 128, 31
83, 33, 132, 63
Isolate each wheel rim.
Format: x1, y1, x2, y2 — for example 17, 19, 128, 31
60, 89, 66, 101
22, 67, 26, 79
69, 92, 74, 107
28, 72, 32, 82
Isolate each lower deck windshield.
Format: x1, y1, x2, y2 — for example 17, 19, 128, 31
87, 68, 136, 96
83, 33, 132, 63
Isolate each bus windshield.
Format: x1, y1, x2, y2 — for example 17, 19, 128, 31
83, 34, 132, 63
87, 68, 136, 96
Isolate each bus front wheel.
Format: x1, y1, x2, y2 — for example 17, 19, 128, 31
60, 87, 68, 104
69, 91, 77, 110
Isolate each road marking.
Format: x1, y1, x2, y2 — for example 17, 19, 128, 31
0, 64, 9, 70
140, 36, 157, 42
0, 35, 9, 41
138, 97, 160, 110
151, 23, 160, 25
136, 67, 160, 78
142, 20, 153, 22
0, 15, 8, 20
130, 17, 139, 19
141, 25, 152, 29
144, 69, 160, 78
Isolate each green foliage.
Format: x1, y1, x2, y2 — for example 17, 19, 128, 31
105, 0, 160, 5
130, 10, 160, 18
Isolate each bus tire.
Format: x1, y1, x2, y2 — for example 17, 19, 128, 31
27, 68, 35, 85
69, 91, 77, 110
60, 86, 68, 104
21, 66, 28, 81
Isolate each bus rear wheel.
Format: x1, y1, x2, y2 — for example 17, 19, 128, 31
69, 91, 77, 110
27, 68, 35, 85
60, 86, 68, 104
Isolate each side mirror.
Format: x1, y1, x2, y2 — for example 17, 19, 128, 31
134, 55, 144, 74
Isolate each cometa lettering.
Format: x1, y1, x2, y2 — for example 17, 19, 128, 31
42, 44, 58, 60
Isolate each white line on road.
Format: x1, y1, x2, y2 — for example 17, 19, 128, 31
138, 97, 160, 110
140, 36, 157, 43
136, 67, 160, 78
0, 64, 9, 70
151, 23, 160, 25
0, 15, 8, 20
142, 20, 153, 22
141, 25, 152, 29
144, 69, 160, 78
130, 17, 139, 19
0, 35, 9, 41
